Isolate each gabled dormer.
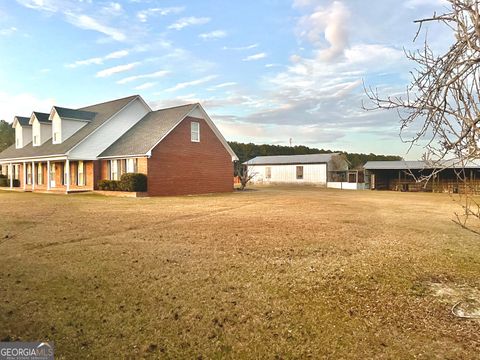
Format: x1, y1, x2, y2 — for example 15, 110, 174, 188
12, 116, 32, 149
29, 112, 51, 146
49, 106, 96, 144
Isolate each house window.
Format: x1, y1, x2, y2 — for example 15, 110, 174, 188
50, 163, 55, 186
14, 165, 19, 180
63, 163, 68, 185
37, 164, 43, 185
110, 160, 119, 180
126, 158, 137, 173
265, 167, 271, 179
191, 121, 200, 142
296, 166, 304, 180
53, 132, 60, 143
33, 135, 38, 145
27, 164, 32, 185
78, 161, 85, 186
16, 138, 19, 147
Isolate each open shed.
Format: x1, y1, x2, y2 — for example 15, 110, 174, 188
364, 160, 480, 193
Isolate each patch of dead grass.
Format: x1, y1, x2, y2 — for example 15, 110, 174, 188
0, 187, 479, 358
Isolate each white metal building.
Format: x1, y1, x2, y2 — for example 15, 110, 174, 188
244, 153, 350, 187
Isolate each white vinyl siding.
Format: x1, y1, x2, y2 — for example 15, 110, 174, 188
249, 164, 327, 185
69, 98, 149, 159
52, 110, 88, 144
191, 121, 200, 142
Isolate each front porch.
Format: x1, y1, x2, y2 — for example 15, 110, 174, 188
0, 159, 95, 194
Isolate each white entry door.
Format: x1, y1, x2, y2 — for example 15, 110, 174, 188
50, 163, 56, 188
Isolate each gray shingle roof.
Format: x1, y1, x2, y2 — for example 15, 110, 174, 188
32, 112, 50, 124
244, 153, 340, 165
99, 103, 197, 158
363, 160, 480, 170
0, 95, 138, 160
14, 116, 31, 127
54, 106, 96, 121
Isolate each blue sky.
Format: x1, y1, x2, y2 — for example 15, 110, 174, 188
0, 0, 450, 158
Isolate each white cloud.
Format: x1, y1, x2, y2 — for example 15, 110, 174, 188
199, 30, 227, 40
168, 16, 210, 30
15, 0, 58, 12
164, 75, 218, 92
96, 62, 140, 78
242, 52, 267, 61
0, 27, 17, 36
297, 1, 350, 61
116, 70, 170, 84
134, 82, 157, 90
102, 2, 123, 15
0, 92, 55, 122
64, 12, 126, 41
223, 43, 258, 51
137, 6, 185, 22
214, 82, 237, 88
66, 49, 129, 68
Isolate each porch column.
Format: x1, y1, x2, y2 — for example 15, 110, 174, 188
9, 163, 13, 189
47, 160, 51, 190
32, 161, 35, 191
23, 162, 26, 191
66, 159, 70, 193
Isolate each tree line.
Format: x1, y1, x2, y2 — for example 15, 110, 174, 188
228, 141, 402, 169
0, 120, 401, 169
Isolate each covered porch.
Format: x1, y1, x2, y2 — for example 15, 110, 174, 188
0, 157, 96, 194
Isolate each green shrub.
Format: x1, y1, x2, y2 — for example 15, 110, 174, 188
0, 174, 6, 179
98, 180, 121, 191
119, 173, 147, 192
0, 177, 7, 187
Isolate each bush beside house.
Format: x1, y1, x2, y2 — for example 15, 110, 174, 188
98, 173, 147, 192
0, 175, 20, 187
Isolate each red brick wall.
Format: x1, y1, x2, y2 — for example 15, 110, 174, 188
147, 116, 233, 196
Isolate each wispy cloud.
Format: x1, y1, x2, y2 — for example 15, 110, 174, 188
134, 82, 157, 90
199, 30, 227, 40
116, 70, 170, 84
214, 82, 237, 88
0, 27, 17, 36
15, 0, 58, 12
164, 75, 218, 92
168, 16, 210, 30
64, 11, 126, 41
242, 52, 267, 61
137, 6, 185, 22
223, 43, 258, 51
96, 62, 140, 78
66, 50, 129, 68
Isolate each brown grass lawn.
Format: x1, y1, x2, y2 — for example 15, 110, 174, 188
0, 187, 479, 359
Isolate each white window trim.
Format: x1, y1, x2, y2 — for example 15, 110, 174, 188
191, 121, 200, 142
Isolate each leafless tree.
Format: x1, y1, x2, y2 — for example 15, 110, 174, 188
365, 0, 480, 230
238, 165, 256, 190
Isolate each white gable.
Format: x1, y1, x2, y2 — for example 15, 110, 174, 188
68, 97, 150, 160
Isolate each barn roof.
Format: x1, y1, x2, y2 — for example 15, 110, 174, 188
244, 153, 340, 165
364, 160, 480, 170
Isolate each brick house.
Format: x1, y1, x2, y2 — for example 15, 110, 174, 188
0, 95, 238, 196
